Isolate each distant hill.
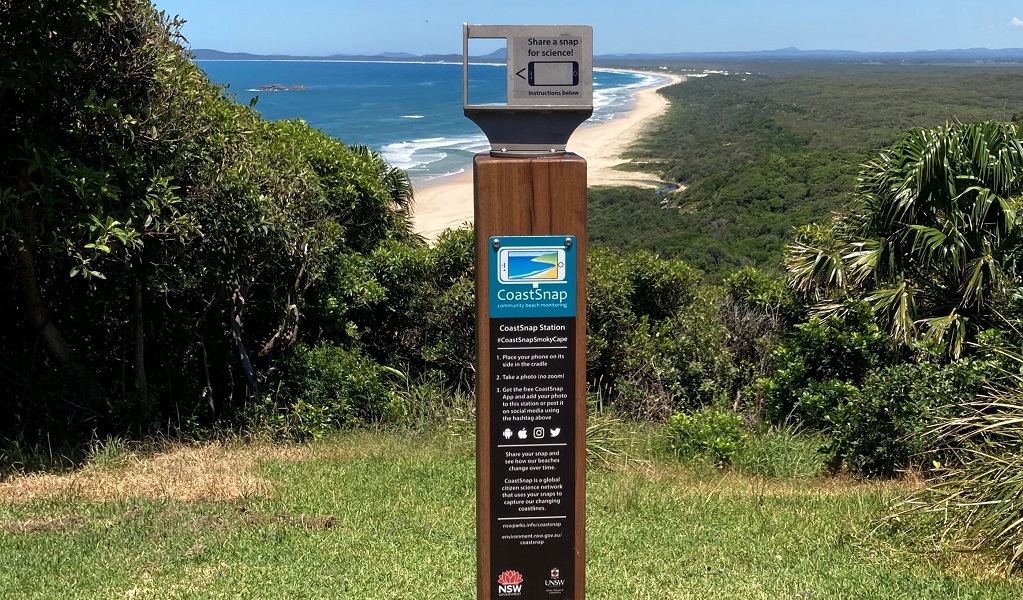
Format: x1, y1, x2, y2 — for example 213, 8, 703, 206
599, 47, 1023, 64
192, 48, 507, 63
191, 47, 1023, 65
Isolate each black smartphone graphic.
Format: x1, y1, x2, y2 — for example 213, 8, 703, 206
527, 61, 579, 86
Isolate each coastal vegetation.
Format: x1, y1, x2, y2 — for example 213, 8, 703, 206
591, 66, 1023, 280
5, 0, 1023, 590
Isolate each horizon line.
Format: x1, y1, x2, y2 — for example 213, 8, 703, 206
191, 46, 1023, 58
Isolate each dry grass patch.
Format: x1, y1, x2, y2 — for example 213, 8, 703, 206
0, 441, 359, 504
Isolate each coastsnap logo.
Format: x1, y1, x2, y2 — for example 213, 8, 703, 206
497, 570, 524, 596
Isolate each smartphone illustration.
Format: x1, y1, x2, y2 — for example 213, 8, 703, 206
498, 248, 567, 284
527, 61, 579, 86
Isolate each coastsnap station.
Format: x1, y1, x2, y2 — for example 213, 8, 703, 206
464, 24, 592, 600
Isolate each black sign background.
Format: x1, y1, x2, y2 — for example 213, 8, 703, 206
489, 317, 576, 599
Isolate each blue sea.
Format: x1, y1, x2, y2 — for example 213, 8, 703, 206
196, 61, 664, 183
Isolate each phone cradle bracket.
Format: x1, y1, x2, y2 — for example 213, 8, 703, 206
463, 24, 593, 158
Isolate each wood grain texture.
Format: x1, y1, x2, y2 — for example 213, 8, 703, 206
474, 153, 587, 600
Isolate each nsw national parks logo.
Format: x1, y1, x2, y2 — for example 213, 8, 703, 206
497, 570, 524, 596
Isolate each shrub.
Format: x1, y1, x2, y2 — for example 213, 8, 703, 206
665, 408, 746, 465
760, 305, 893, 424
420, 276, 476, 388
622, 250, 701, 320
823, 360, 990, 477
586, 248, 640, 385
430, 226, 475, 283
720, 267, 800, 402
0, 1, 420, 446
587, 248, 734, 420
355, 240, 434, 364
615, 309, 734, 420
259, 344, 397, 439
795, 379, 860, 430
350, 228, 476, 390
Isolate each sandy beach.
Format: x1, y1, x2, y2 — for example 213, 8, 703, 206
411, 71, 685, 240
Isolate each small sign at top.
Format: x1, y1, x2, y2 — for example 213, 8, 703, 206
509, 30, 590, 107
464, 24, 593, 110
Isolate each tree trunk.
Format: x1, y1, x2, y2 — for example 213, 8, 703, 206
257, 304, 299, 358
17, 242, 109, 409
133, 281, 150, 413
259, 244, 309, 358
195, 296, 216, 419
230, 285, 260, 399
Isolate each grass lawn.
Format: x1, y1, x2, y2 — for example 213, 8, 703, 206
1, 430, 1020, 599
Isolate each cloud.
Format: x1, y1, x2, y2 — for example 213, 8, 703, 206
1011, 17, 1023, 27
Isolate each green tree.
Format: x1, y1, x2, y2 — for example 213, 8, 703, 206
2, 0, 198, 415
786, 121, 1023, 358
1, 1, 416, 441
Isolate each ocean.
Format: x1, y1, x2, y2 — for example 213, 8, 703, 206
195, 61, 663, 183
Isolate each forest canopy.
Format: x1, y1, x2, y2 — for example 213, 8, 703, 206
590, 66, 1023, 280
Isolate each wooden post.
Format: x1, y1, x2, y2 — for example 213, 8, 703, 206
475, 153, 586, 600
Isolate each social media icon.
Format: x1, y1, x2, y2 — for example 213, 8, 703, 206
550, 428, 562, 437
533, 427, 545, 439
517, 429, 528, 440
503, 428, 514, 440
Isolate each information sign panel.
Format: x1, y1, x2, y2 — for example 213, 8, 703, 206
463, 24, 593, 111
487, 235, 577, 599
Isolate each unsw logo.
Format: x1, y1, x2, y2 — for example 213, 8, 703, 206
497, 570, 524, 596
545, 567, 566, 594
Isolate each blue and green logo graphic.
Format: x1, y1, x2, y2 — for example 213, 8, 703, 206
490, 236, 576, 318
499, 249, 566, 283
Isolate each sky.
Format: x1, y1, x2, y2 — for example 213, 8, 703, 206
154, 0, 1023, 56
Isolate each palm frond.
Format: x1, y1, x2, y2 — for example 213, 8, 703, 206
917, 312, 968, 359
792, 120, 1023, 357
864, 282, 916, 345
784, 224, 849, 297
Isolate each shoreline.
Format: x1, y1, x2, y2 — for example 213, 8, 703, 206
412, 70, 685, 240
